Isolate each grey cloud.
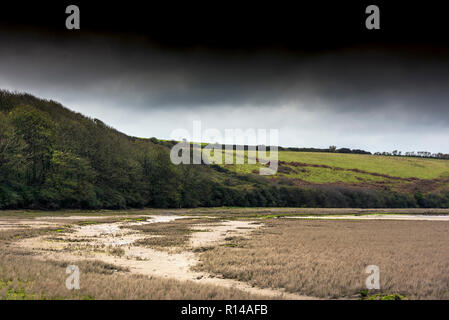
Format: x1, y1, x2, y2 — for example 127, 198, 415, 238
0, 30, 448, 152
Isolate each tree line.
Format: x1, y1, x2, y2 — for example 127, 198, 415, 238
374, 150, 449, 159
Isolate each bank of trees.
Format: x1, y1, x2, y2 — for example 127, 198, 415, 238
374, 150, 449, 159
278, 146, 371, 155
193, 183, 449, 209
0, 91, 240, 209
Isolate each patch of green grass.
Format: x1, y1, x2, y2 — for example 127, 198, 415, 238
121, 217, 146, 222
360, 289, 369, 298
77, 221, 102, 226
362, 293, 407, 300
0, 279, 35, 300
282, 165, 389, 184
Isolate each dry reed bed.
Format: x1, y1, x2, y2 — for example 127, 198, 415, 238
0, 251, 267, 300
197, 219, 449, 299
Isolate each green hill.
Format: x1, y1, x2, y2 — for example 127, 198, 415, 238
217, 150, 449, 193
1, 90, 448, 209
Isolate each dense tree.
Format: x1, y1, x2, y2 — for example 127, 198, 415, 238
41, 150, 97, 208
9, 105, 54, 187
142, 145, 180, 208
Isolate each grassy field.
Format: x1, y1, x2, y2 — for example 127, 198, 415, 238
277, 152, 449, 179
207, 150, 449, 192
214, 150, 449, 179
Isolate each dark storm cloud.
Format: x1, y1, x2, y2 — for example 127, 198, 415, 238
1, 30, 448, 152
1, 31, 448, 113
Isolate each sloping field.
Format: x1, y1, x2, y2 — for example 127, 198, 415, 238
277, 152, 449, 179
212, 150, 449, 192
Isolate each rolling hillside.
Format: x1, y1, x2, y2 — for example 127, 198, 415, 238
217, 150, 449, 193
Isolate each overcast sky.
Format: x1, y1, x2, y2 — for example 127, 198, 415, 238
1, 29, 449, 153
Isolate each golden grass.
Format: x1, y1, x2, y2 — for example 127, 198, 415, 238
3, 209, 449, 300
0, 251, 267, 300
196, 219, 449, 299
0, 227, 70, 242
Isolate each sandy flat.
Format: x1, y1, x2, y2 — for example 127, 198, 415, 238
189, 220, 262, 248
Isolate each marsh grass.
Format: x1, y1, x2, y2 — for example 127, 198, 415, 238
107, 246, 125, 257
0, 251, 267, 300
3, 209, 449, 300
197, 219, 449, 299
0, 227, 71, 243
